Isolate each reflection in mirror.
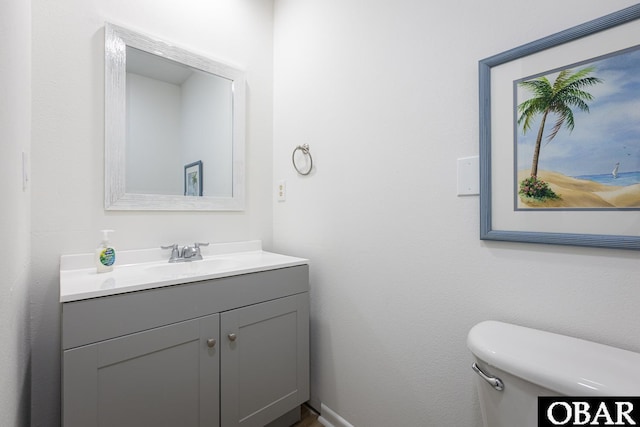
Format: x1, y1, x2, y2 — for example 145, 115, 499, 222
126, 47, 233, 197
105, 23, 245, 210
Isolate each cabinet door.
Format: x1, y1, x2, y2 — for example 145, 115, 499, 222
63, 314, 220, 427
220, 293, 309, 427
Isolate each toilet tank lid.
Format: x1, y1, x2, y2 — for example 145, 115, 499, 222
467, 321, 640, 396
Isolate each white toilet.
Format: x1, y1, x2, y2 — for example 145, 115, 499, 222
467, 321, 640, 427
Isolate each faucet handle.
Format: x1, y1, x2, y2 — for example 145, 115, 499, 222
194, 242, 209, 256
161, 244, 181, 262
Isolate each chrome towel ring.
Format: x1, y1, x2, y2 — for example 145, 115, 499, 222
292, 144, 313, 175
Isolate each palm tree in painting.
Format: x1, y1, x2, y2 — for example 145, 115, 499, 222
517, 67, 603, 200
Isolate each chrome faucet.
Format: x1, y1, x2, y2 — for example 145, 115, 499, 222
161, 242, 209, 263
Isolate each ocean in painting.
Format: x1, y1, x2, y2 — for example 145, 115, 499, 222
573, 171, 640, 187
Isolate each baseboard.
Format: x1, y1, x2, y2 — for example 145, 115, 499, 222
317, 403, 354, 427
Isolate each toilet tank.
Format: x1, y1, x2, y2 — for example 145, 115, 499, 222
467, 321, 640, 427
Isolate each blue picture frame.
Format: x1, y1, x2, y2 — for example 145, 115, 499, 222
184, 160, 203, 197
479, 4, 640, 250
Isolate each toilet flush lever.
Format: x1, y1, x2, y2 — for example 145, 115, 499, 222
472, 363, 504, 391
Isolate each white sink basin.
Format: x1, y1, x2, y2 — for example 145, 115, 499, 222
145, 258, 240, 277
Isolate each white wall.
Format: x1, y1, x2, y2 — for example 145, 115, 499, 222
30, 0, 274, 424
0, 0, 31, 425
126, 73, 183, 194
273, 1, 640, 426
182, 72, 233, 197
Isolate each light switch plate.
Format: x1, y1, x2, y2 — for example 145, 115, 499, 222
457, 156, 479, 196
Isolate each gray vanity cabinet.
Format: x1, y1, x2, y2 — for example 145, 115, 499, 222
63, 315, 220, 427
221, 293, 309, 426
62, 266, 309, 427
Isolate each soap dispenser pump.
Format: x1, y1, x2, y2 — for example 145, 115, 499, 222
96, 229, 116, 273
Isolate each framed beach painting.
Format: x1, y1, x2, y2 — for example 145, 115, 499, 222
184, 160, 203, 197
479, 4, 640, 250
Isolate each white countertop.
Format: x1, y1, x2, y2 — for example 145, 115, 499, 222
60, 241, 308, 302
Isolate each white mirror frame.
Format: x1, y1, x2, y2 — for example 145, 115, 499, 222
104, 23, 246, 211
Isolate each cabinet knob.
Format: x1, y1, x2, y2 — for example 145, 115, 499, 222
228, 333, 237, 342
207, 338, 217, 348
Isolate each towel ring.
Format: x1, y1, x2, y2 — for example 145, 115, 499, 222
292, 144, 313, 175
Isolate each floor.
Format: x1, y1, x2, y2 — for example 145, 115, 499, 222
293, 404, 323, 427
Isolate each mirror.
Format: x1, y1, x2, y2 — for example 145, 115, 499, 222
104, 23, 245, 210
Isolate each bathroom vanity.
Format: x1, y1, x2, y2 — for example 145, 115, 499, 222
60, 241, 309, 427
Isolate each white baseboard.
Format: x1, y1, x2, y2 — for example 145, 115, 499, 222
317, 403, 354, 427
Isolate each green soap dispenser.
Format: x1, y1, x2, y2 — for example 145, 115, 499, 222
96, 229, 116, 273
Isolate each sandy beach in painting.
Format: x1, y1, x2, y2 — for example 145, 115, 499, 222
517, 170, 640, 208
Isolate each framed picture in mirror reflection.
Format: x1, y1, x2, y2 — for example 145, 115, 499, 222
184, 161, 203, 197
